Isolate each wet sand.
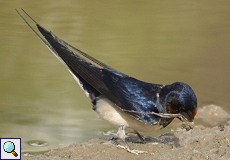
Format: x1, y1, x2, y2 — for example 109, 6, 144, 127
23, 105, 230, 160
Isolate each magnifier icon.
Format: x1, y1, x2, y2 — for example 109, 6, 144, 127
3, 141, 18, 157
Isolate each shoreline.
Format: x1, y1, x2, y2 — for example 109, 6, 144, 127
23, 105, 230, 160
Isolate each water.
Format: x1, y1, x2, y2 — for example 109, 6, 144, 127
0, 0, 230, 153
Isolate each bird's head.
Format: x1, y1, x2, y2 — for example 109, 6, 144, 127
162, 82, 197, 122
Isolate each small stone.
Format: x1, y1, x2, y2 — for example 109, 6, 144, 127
196, 104, 230, 126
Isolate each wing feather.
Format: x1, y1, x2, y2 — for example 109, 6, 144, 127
17, 9, 165, 124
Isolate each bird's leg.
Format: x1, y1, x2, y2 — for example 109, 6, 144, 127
116, 124, 130, 148
134, 130, 145, 143
116, 124, 147, 155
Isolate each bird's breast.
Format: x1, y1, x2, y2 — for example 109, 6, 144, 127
94, 97, 163, 132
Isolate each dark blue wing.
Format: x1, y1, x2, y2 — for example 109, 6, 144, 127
17, 9, 166, 124
101, 69, 165, 124
35, 24, 164, 124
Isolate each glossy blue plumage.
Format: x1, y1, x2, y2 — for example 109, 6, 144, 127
17, 9, 197, 130
101, 69, 163, 124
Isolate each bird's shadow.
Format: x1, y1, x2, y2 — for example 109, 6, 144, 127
102, 131, 181, 148
127, 132, 181, 148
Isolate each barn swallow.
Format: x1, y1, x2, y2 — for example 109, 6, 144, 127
16, 9, 197, 151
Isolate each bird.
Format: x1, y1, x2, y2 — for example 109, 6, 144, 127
16, 9, 197, 153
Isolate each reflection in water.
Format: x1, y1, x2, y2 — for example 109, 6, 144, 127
0, 0, 230, 153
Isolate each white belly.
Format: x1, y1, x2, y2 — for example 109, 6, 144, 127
94, 97, 162, 132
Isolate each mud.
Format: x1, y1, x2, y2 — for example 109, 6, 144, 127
23, 105, 230, 160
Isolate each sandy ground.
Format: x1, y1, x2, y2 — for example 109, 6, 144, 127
23, 105, 230, 160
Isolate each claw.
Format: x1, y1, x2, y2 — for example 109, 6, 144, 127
115, 125, 147, 155
116, 144, 147, 155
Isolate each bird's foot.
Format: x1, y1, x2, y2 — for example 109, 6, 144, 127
103, 125, 147, 154
116, 124, 130, 148
116, 144, 147, 155
116, 125, 147, 155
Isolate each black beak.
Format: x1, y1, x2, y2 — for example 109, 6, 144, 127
179, 112, 194, 122
177, 112, 195, 130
